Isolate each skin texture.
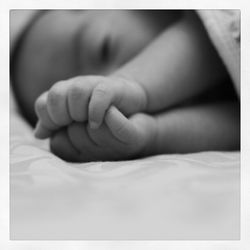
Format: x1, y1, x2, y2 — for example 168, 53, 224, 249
34, 11, 229, 135
34, 75, 147, 136
13, 10, 240, 162
49, 101, 239, 162
49, 106, 157, 162
14, 10, 175, 124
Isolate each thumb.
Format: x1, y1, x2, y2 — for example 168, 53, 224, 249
104, 106, 138, 144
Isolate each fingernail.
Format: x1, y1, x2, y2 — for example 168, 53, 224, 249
89, 121, 99, 130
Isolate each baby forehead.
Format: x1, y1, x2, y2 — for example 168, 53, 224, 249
26, 10, 153, 40
27, 10, 118, 42
33, 10, 113, 24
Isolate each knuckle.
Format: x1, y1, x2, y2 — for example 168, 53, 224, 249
70, 76, 84, 84
70, 76, 91, 91
35, 97, 46, 115
68, 85, 88, 121
94, 83, 108, 97
47, 86, 63, 107
68, 84, 83, 101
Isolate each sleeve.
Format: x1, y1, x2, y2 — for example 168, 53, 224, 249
196, 10, 240, 97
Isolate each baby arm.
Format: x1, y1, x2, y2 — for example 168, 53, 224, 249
146, 101, 240, 154
48, 100, 239, 162
113, 11, 230, 112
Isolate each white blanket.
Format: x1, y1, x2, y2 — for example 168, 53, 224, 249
10, 101, 240, 239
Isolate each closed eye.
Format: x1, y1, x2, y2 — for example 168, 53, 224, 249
100, 37, 110, 63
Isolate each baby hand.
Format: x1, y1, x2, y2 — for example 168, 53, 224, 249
49, 106, 156, 162
34, 75, 147, 138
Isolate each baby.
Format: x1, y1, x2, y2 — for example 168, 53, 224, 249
11, 10, 240, 162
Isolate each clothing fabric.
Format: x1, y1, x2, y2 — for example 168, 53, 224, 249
197, 10, 240, 97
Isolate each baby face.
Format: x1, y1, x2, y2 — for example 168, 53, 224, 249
13, 10, 167, 124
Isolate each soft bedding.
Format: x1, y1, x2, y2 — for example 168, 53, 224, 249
10, 9, 240, 240
10, 93, 240, 240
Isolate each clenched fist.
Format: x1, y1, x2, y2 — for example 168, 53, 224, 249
49, 106, 156, 162
34, 75, 147, 138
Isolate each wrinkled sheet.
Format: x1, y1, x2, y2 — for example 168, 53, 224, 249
10, 100, 240, 240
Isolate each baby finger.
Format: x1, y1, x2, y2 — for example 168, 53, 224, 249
47, 81, 72, 126
35, 92, 60, 131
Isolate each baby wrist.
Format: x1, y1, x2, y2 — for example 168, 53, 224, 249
135, 114, 158, 158
110, 72, 149, 113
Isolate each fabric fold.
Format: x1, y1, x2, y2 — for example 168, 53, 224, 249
197, 10, 240, 97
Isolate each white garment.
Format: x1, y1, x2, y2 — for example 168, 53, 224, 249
197, 10, 240, 97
